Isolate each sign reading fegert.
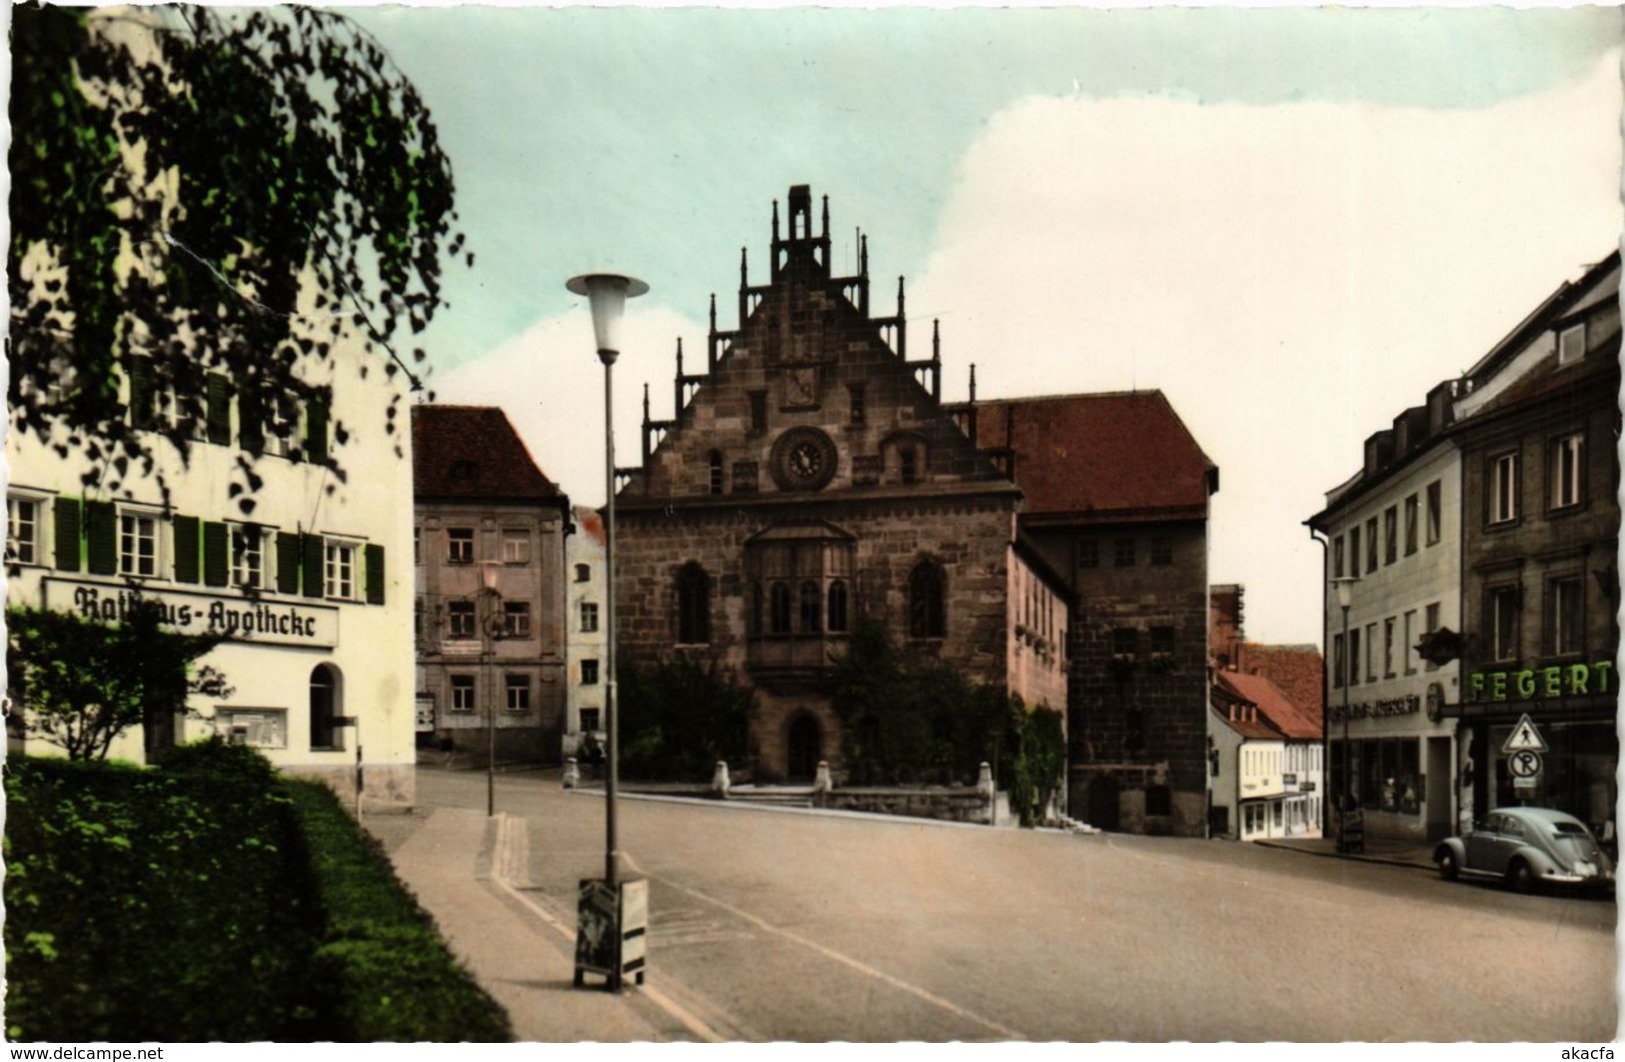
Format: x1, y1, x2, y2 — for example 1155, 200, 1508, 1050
44, 578, 338, 648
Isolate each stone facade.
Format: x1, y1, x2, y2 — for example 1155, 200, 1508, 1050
616, 185, 1047, 783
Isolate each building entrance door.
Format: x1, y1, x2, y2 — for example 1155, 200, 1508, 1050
1088, 774, 1121, 831
787, 713, 821, 782
1425, 737, 1451, 842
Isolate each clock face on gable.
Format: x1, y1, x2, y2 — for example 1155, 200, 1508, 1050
769, 427, 838, 492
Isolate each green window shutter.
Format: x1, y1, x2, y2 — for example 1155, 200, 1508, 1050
365, 543, 385, 605
85, 500, 116, 575
238, 378, 264, 455
305, 390, 330, 464
202, 521, 229, 587
301, 533, 326, 599
129, 356, 157, 430
173, 515, 200, 584
276, 531, 301, 594
206, 373, 232, 446
53, 498, 82, 572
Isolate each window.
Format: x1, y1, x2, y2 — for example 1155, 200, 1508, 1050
310, 664, 341, 748
575, 563, 591, 582
1383, 507, 1397, 565
580, 601, 599, 633
908, 559, 946, 639
1332, 633, 1345, 690
1489, 586, 1519, 662
1424, 602, 1441, 672
1426, 481, 1442, 545
7, 496, 39, 565
1383, 617, 1395, 678
1551, 576, 1584, 656
1489, 452, 1518, 525
1365, 623, 1377, 682
799, 580, 822, 633
1404, 494, 1418, 556
827, 580, 849, 633
849, 384, 866, 425
579, 708, 601, 733
502, 529, 530, 564
581, 659, 599, 686
1403, 609, 1418, 675
414, 527, 421, 566
1364, 517, 1378, 572
1078, 539, 1099, 570
1558, 323, 1585, 366
450, 674, 476, 712
232, 526, 264, 589
708, 450, 724, 495
119, 511, 158, 577
1550, 433, 1584, 511
1150, 538, 1173, 566
1112, 628, 1138, 658
676, 562, 711, 644
899, 446, 918, 485
1114, 538, 1135, 568
1349, 526, 1362, 577
447, 528, 474, 564
1349, 627, 1361, 686
448, 600, 476, 639
325, 541, 357, 600
503, 601, 531, 639
769, 582, 792, 634
748, 391, 767, 436
505, 674, 530, 713
1150, 626, 1175, 658
1332, 535, 1345, 580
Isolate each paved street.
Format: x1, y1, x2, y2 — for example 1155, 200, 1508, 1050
397, 767, 1616, 1042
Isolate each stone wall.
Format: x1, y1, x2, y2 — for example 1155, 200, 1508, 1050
812, 785, 1000, 825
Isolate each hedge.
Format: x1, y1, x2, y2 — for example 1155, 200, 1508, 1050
284, 780, 513, 1042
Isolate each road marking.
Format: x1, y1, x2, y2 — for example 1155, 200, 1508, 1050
488, 816, 728, 1044
652, 875, 1028, 1040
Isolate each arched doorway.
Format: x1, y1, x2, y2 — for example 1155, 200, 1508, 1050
787, 713, 822, 782
310, 664, 341, 750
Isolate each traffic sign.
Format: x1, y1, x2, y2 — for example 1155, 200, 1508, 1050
1503, 714, 1548, 754
1508, 749, 1542, 779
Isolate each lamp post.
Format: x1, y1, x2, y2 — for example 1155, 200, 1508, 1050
1331, 576, 1356, 853
481, 559, 503, 818
566, 271, 649, 992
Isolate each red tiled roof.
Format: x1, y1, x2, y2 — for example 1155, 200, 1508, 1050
1236, 643, 1324, 724
971, 391, 1216, 519
572, 505, 606, 545
1219, 669, 1321, 740
412, 405, 561, 501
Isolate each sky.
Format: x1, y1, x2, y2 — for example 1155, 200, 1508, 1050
339, 4, 1623, 645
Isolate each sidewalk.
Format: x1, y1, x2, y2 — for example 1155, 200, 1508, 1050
377, 803, 691, 1042
1252, 833, 1437, 870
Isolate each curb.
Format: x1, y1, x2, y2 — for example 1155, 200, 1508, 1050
1252, 838, 1435, 872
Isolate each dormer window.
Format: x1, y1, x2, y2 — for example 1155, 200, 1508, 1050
1558, 323, 1585, 367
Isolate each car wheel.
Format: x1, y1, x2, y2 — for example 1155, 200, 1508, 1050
1437, 850, 1460, 881
1507, 859, 1536, 894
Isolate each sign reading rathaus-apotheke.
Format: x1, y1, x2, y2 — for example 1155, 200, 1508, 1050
44, 578, 338, 648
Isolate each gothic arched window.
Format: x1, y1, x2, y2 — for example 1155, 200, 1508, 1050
676, 562, 711, 644
908, 559, 946, 639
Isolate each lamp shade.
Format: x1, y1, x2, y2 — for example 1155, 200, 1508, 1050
566, 273, 649, 356
481, 560, 502, 592
1332, 576, 1356, 611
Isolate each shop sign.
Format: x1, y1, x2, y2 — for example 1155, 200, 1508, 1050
45, 578, 338, 648
1327, 694, 1421, 723
1466, 662, 1614, 704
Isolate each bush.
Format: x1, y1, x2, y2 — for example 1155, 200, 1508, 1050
617, 653, 752, 781
161, 734, 280, 787
283, 781, 512, 1041
4, 757, 313, 1041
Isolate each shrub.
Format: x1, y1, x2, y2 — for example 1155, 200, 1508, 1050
161, 734, 280, 787
283, 781, 512, 1041
3, 757, 313, 1041
617, 653, 752, 781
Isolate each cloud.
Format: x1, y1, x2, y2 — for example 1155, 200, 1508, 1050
913, 52, 1621, 640
430, 306, 707, 509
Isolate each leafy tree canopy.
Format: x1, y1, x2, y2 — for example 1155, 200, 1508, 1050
6, 603, 232, 760
9, 3, 464, 508
617, 654, 753, 781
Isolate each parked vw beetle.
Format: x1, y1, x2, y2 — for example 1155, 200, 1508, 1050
1434, 807, 1614, 893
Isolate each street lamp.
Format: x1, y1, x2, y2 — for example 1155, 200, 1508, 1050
566, 272, 649, 992
481, 559, 503, 818
1331, 576, 1357, 853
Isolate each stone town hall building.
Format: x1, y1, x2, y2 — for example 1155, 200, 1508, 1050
616, 186, 1215, 834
